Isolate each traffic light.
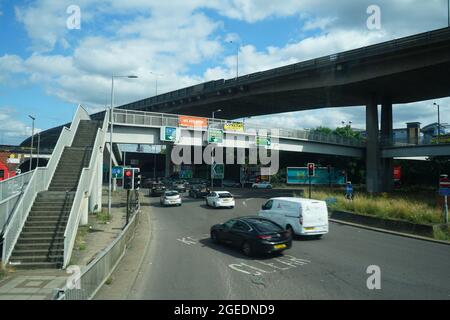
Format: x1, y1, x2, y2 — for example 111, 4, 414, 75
133, 169, 141, 190
123, 168, 133, 190
307, 163, 315, 177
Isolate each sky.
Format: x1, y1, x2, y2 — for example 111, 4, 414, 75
0, 0, 450, 145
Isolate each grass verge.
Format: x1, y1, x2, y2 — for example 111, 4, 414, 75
297, 187, 444, 225
96, 210, 111, 224
74, 225, 90, 251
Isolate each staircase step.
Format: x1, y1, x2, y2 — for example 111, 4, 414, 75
20, 231, 65, 239
15, 243, 64, 251
28, 216, 69, 221
9, 255, 63, 264
8, 261, 62, 269
12, 248, 64, 256
23, 226, 67, 233
17, 237, 64, 244
25, 220, 68, 227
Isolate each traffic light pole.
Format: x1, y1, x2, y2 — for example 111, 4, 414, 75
126, 189, 130, 227
445, 195, 448, 224
309, 175, 312, 199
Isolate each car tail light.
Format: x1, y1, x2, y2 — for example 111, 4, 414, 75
257, 235, 272, 240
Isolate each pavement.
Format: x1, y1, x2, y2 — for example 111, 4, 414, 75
0, 188, 129, 300
95, 188, 450, 300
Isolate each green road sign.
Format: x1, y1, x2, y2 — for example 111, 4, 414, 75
161, 126, 178, 142
256, 135, 271, 146
208, 128, 224, 144
112, 166, 123, 179
211, 163, 224, 179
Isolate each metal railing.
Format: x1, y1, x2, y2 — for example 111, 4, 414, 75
1, 105, 90, 264
112, 109, 366, 148
0, 171, 33, 235
63, 110, 109, 268
120, 27, 450, 111
56, 197, 140, 300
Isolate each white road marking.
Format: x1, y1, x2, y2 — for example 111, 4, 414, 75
177, 237, 197, 245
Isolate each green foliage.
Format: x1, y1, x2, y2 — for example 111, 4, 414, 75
308, 188, 443, 226
96, 210, 111, 224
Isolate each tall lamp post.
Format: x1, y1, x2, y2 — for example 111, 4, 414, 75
229, 41, 240, 80
434, 102, 441, 144
150, 72, 164, 96
28, 115, 35, 172
108, 75, 138, 218
210, 109, 222, 188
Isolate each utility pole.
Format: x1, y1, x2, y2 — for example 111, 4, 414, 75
211, 109, 222, 188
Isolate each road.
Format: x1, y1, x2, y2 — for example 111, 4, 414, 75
127, 188, 450, 300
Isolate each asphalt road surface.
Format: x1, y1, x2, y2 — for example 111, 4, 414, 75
128, 188, 450, 300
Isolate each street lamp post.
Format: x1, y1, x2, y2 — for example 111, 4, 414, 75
229, 41, 239, 80
108, 75, 138, 218
210, 109, 222, 188
150, 72, 164, 96
434, 102, 441, 143
28, 115, 35, 172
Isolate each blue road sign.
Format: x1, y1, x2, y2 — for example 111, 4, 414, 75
439, 188, 450, 196
346, 184, 353, 193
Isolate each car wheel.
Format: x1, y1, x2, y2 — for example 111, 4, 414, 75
211, 231, 219, 243
286, 225, 294, 238
229, 206, 234, 209
242, 242, 252, 256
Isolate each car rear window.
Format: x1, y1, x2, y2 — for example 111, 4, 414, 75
218, 193, 233, 198
165, 191, 179, 196
247, 219, 283, 233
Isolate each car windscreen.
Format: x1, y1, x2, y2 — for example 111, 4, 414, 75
247, 219, 283, 233
165, 191, 179, 196
218, 193, 233, 198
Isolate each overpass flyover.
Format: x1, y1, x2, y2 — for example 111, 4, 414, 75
21, 27, 450, 192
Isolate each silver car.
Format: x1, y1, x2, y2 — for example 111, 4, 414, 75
160, 190, 182, 206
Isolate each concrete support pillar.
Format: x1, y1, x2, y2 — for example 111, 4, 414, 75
165, 144, 173, 178
381, 101, 393, 192
366, 97, 381, 193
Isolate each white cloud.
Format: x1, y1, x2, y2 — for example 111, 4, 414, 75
0, 108, 42, 145
3, 0, 449, 138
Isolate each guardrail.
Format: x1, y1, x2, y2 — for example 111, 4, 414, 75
56, 192, 140, 300
1, 105, 90, 265
0, 171, 33, 234
63, 110, 109, 268
112, 109, 366, 148
120, 27, 450, 111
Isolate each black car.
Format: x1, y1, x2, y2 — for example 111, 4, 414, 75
189, 185, 210, 198
149, 182, 166, 196
222, 180, 241, 188
210, 216, 292, 256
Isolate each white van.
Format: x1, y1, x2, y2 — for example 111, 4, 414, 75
258, 197, 329, 238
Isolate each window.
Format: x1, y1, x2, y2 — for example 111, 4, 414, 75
248, 219, 283, 233
232, 221, 251, 232
218, 193, 232, 198
263, 200, 273, 210
0, 170, 4, 179
223, 219, 236, 229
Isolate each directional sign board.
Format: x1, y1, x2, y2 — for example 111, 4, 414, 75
160, 126, 179, 142
208, 128, 224, 144
112, 166, 123, 179
211, 163, 224, 179
256, 134, 271, 147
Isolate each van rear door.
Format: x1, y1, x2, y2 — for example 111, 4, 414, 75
302, 201, 328, 227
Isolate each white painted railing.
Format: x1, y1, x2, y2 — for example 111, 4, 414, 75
1, 105, 90, 265
63, 110, 108, 268
0, 171, 33, 234
112, 109, 366, 147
